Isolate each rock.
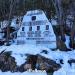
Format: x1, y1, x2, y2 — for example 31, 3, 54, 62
60, 59, 64, 64
0, 52, 61, 73
19, 64, 25, 72
0, 51, 17, 72
8, 56, 17, 72
36, 54, 61, 72
24, 64, 31, 70
19, 63, 32, 72
26, 54, 38, 70
41, 50, 48, 54
36, 54, 61, 75
25, 54, 61, 72
68, 59, 75, 66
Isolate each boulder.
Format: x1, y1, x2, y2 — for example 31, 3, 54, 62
26, 54, 38, 70
36, 54, 61, 72
19, 63, 32, 72
68, 59, 75, 66
41, 50, 48, 54
25, 54, 61, 73
0, 51, 17, 72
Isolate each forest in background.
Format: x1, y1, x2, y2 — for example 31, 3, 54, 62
0, 0, 55, 20
0, 0, 75, 50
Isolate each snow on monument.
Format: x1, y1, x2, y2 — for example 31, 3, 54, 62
16, 10, 56, 48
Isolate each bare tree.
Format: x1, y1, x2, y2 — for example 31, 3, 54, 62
51, 0, 68, 50
69, 0, 75, 48
52, 0, 65, 40
6, 0, 14, 45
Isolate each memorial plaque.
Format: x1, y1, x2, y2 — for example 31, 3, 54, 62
20, 32, 25, 37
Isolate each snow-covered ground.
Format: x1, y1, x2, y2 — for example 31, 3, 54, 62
0, 44, 49, 66
65, 35, 70, 48
0, 70, 46, 75
0, 9, 74, 75
0, 44, 48, 75
0, 44, 75, 75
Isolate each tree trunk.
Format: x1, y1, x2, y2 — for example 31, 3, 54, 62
69, 0, 75, 49
70, 16, 75, 48
52, 0, 65, 41
6, 0, 14, 45
52, 0, 66, 50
